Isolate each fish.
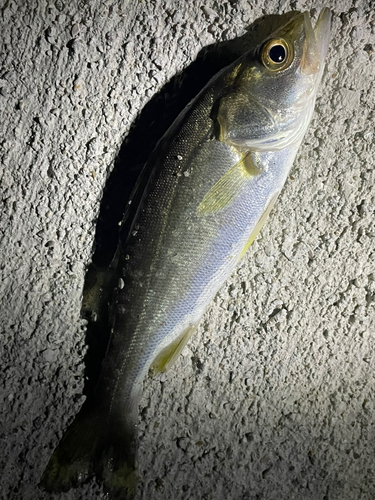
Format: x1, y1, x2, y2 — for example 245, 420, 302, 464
40, 8, 331, 499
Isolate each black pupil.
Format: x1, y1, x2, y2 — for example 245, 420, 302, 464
269, 44, 286, 63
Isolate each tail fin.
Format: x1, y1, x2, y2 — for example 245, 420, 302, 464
40, 403, 137, 499
99, 431, 137, 499
40, 403, 101, 491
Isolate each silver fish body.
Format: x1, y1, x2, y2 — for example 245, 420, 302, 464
41, 8, 331, 498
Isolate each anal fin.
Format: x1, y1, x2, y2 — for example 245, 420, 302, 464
150, 325, 196, 374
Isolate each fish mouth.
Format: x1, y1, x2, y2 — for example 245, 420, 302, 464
300, 8, 332, 76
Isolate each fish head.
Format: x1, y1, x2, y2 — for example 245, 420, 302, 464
217, 8, 331, 151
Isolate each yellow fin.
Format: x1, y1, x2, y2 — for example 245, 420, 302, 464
238, 191, 280, 260
197, 153, 261, 215
150, 325, 196, 374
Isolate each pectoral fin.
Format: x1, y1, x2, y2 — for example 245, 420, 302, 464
197, 153, 262, 215
150, 325, 196, 374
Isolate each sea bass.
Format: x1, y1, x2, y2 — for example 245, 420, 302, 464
41, 8, 331, 499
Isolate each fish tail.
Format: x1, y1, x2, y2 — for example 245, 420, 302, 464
40, 402, 137, 499
39, 402, 102, 491
98, 430, 138, 499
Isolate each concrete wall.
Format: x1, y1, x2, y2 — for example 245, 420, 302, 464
1, 1, 374, 499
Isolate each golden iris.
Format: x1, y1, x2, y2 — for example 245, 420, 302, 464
261, 38, 293, 71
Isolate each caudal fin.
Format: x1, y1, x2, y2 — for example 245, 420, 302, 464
40, 403, 101, 491
40, 403, 137, 499
99, 431, 138, 499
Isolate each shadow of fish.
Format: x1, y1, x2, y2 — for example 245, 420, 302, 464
40, 8, 331, 499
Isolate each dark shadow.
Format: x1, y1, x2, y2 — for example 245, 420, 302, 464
80, 11, 299, 397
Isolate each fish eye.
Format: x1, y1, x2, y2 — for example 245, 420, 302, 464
269, 44, 286, 63
261, 38, 293, 72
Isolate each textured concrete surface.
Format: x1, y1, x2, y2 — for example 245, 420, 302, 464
1, 1, 374, 499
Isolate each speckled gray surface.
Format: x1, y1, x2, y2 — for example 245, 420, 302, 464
1, 1, 374, 499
